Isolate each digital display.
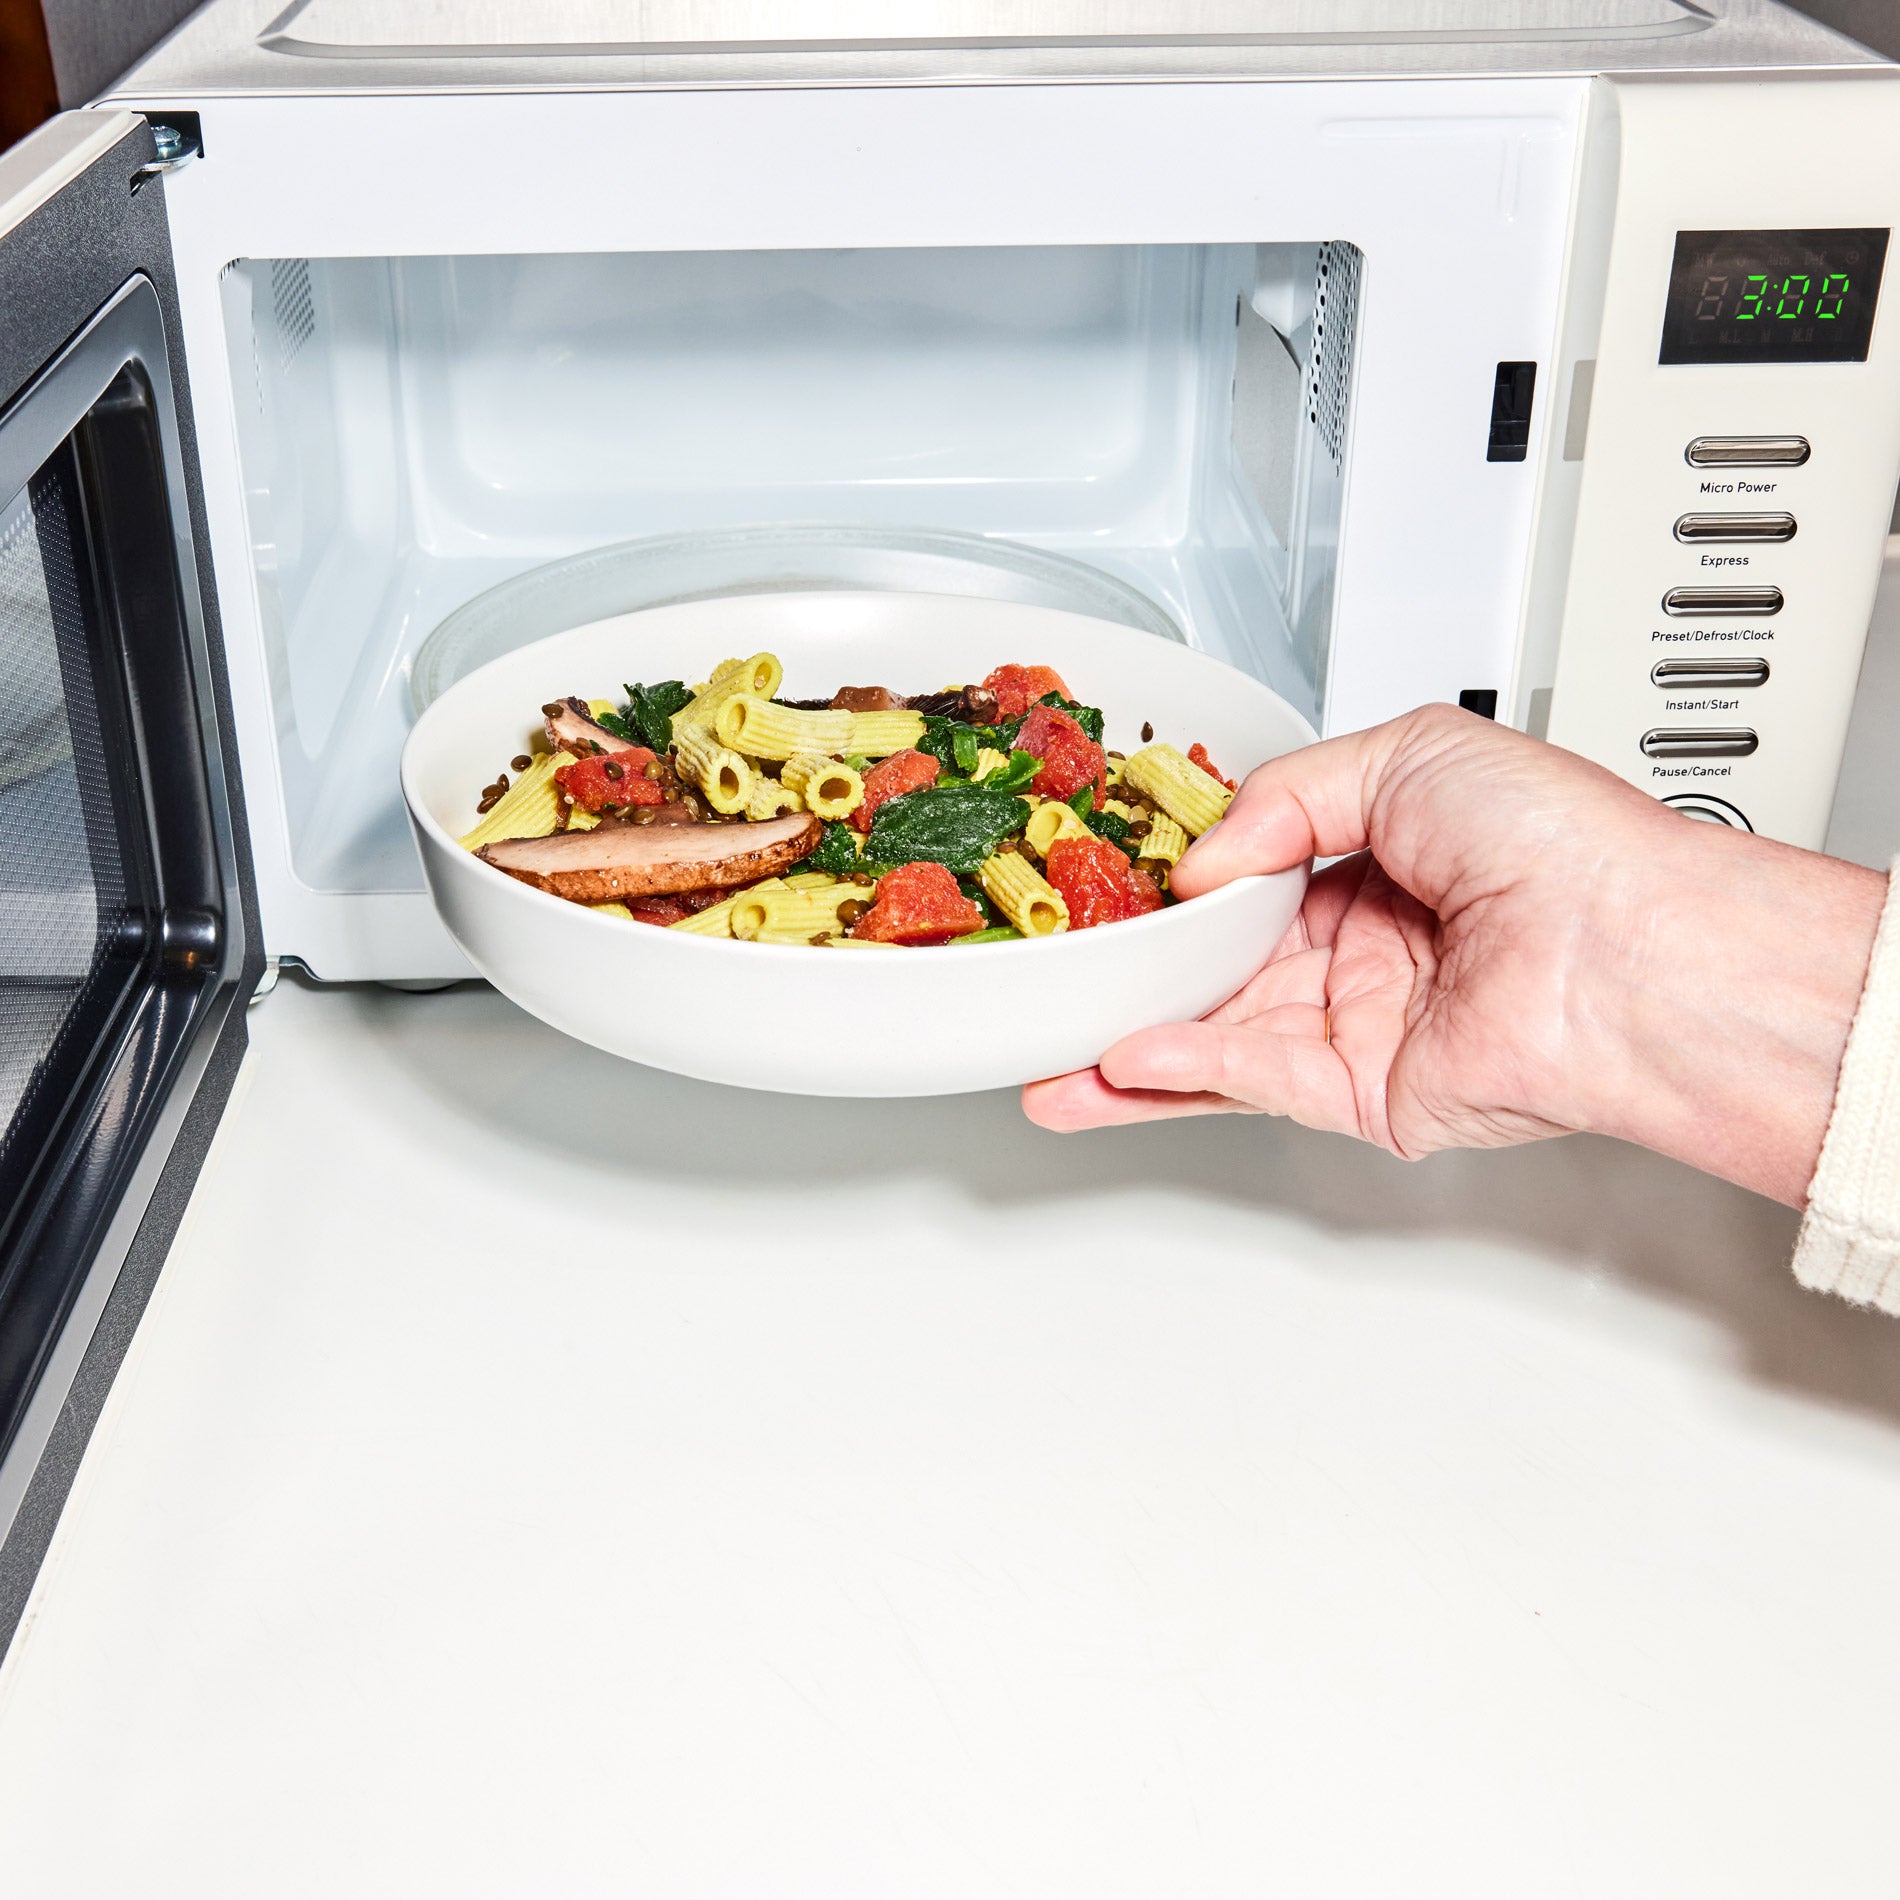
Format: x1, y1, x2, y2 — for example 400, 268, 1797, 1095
1659, 228, 1888, 366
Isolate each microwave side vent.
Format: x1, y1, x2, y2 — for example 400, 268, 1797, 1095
270, 258, 316, 375
1309, 239, 1359, 472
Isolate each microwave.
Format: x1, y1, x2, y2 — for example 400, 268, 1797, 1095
12, 0, 1900, 989
3, 0, 1900, 1603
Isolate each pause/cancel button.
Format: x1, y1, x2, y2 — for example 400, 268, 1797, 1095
1641, 728, 1758, 760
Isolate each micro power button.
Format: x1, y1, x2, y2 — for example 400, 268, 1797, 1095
1684, 436, 1810, 468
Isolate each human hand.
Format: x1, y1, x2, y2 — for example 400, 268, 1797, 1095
1023, 705, 1885, 1205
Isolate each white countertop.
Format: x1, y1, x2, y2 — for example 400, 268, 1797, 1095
3, 972, 1900, 1896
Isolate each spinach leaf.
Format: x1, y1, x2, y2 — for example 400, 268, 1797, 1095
621, 679, 694, 753
1038, 691, 1106, 744
948, 926, 1023, 946
802, 822, 872, 878
865, 782, 1029, 877
1066, 786, 1096, 822
917, 717, 988, 779
593, 706, 642, 748
958, 877, 1001, 927
977, 749, 1040, 795
1085, 808, 1135, 855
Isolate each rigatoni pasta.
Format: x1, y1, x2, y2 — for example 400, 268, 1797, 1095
715, 696, 853, 758
458, 751, 566, 852
1023, 798, 1091, 859
672, 723, 754, 815
1123, 742, 1233, 836
1137, 811, 1191, 865
732, 881, 868, 946
843, 709, 927, 756
977, 852, 1069, 937
745, 776, 806, 822
781, 753, 864, 821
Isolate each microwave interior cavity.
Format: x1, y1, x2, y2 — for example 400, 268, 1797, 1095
220, 241, 1361, 896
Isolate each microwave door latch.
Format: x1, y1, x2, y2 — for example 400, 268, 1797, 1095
130, 115, 202, 194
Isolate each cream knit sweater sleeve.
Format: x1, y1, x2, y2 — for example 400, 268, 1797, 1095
1793, 858, 1900, 1313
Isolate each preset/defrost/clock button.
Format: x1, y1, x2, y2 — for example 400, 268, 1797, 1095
1662, 585, 1784, 616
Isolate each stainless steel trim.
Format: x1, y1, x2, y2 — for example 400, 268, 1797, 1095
1684, 435, 1811, 468
1673, 511, 1796, 543
0, 113, 143, 246
255, 0, 1720, 59
1640, 727, 1758, 760
1661, 585, 1783, 616
102, 0, 1877, 96
1651, 658, 1769, 689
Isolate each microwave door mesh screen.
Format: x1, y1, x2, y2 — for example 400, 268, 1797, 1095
0, 477, 140, 1198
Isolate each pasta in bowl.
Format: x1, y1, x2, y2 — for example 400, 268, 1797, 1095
401, 591, 1315, 1095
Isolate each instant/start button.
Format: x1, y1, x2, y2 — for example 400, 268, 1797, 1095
1651, 658, 1770, 689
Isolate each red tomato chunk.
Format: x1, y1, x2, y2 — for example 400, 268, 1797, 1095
1044, 835, 1165, 931
980, 662, 1072, 722
621, 887, 737, 928
622, 897, 692, 927
850, 861, 986, 945
1187, 742, 1236, 792
851, 747, 940, 832
554, 747, 664, 814
1014, 703, 1106, 810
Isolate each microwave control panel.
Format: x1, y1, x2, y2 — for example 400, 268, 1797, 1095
1545, 76, 1900, 851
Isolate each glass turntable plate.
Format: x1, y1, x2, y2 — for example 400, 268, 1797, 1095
410, 524, 1182, 715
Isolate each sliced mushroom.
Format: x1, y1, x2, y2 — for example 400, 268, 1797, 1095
543, 695, 627, 758
630, 799, 706, 828
830, 685, 903, 713
907, 685, 1001, 725
479, 812, 820, 904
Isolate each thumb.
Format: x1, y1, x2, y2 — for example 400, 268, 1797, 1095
1172, 719, 1403, 901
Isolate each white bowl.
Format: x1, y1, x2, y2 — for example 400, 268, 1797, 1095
401, 591, 1314, 1096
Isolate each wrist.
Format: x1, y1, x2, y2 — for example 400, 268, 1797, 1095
1569, 814, 1885, 1205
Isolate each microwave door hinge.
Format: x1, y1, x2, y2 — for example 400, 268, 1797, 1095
130, 114, 202, 194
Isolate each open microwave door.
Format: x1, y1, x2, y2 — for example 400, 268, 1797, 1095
0, 111, 261, 1650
